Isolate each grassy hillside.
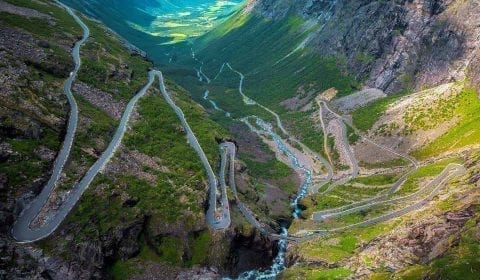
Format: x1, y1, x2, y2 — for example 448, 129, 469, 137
164, 12, 359, 160
0, 1, 235, 278
194, 13, 359, 107
283, 152, 479, 280
413, 87, 480, 159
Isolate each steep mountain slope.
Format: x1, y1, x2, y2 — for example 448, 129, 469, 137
158, 1, 477, 167
0, 1, 279, 279
59, 0, 244, 53
207, 0, 480, 94
169, 0, 480, 278
2, 0, 480, 279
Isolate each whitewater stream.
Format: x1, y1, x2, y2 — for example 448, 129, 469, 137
195, 60, 316, 279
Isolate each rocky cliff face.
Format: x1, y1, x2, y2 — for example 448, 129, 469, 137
248, 0, 480, 93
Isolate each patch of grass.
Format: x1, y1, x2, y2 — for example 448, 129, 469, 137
164, 80, 230, 162
403, 91, 459, 132
300, 193, 350, 217
352, 174, 399, 186
109, 260, 138, 280
74, 95, 117, 146
395, 265, 429, 280
352, 94, 404, 131
320, 204, 396, 229
188, 231, 212, 266
301, 174, 398, 217
359, 158, 408, 169
155, 236, 182, 265
396, 157, 461, 195
308, 267, 352, 279
347, 125, 360, 144
126, 89, 227, 167
2, 128, 60, 187
77, 16, 151, 102
286, 110, 326, 154
303, 234, 357, 263
240, 155, 293, 180
336, 184, 389, 198
282, 266, 352, 280
368, 272, 392, 280
4, 0, 81, 36
413, 87, 480, 159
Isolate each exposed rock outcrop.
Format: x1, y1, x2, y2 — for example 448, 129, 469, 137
249, 0, 480, 94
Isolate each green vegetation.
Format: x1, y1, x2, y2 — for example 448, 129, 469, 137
196, 14, 359, 105
167, 13, 359, 157
109, 260, 138, 280
155, 236, 182, 264
1, 0, 155, 195
282, 266, 352, 279
99, 227, 214, 279
2, 128, 60, 187
127, 84, 228, 165
240, 155, 293, 180
301, 194, 349, 217
83, 88, 226, 225
60, 79, 227, 271
290, 219, 400, 272
413, 87, 480, 159
165, 64, 276, 124
395, 265, 429, 280
396, 157, 461, 195
56, 95, 118, 190
300, 172, 400, 217
359, 158, 409, 169
403, 93, 459, 133
78, 16, 151, 101
320, 204, 396, 229
428, 219, 480, 279
188, 231, 212, 266
287, 110, 326, 154
368, 272, 391, 280
352, 174, 399, 186
303, 234, 357, 262
4, 1, 227, 272
0, 0, 78, 191
74, 96, 117, 147
4, 0, 81, 37
352, 94, 404, 131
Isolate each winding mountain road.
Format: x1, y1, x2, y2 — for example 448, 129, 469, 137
11, 1, 88, 243
319, 117, 359, 194
225, 63, 333, 184
313, 163, 463, 221
157, 71, 231, 230
311, 100, 421, 219
299, 163, 465, 239
10, 8, 468, 280
220, 142, 282, 237
215, 62, 465, 244
183, 53, 468, 278
12, 64, 234, 242
12, 2, 158, 242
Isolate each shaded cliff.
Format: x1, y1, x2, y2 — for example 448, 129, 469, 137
245, 0, 480, 94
